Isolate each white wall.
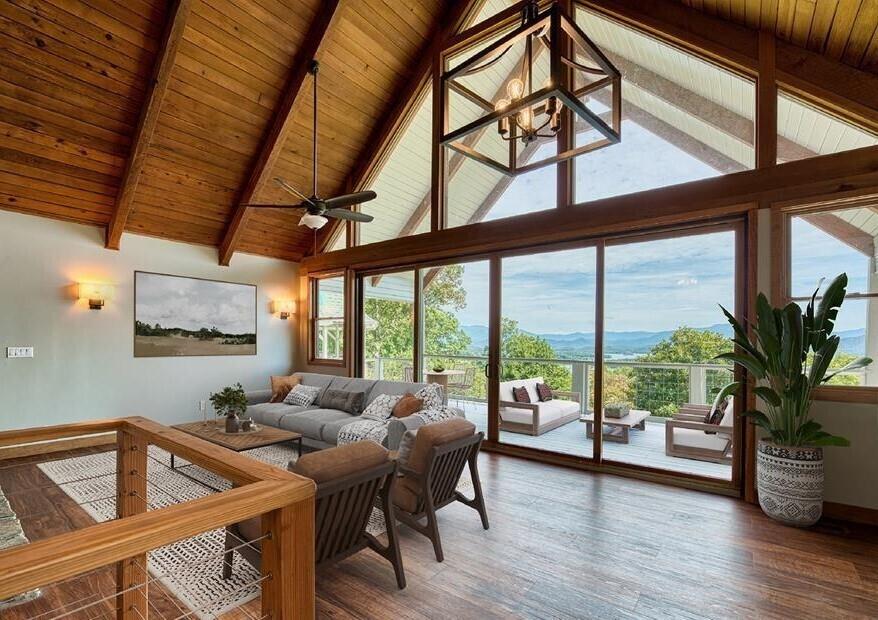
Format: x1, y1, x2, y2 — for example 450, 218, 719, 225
757, 208, 878, 509
0, 211, 299, 430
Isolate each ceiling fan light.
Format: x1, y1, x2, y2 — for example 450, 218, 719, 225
300, 213, 329, 229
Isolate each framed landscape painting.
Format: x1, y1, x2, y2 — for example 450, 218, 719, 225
134, 271, 257, 357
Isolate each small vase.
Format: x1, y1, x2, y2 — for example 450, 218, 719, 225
756, 440, 824, 527
225, 413, 240, 433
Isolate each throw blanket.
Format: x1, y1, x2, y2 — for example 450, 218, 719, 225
0, 488, 41, 610
337, 406, 459, 447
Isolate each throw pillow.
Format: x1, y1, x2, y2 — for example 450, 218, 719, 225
703, 398, 728, 434
416, 383, 444, 410
392, 393, 423, 418
512, 386, 530, 403
283, 384, 321, 407
269, 375, 300, 403
536, 382, 553, 402
362, 393, 403, 421
319, 389, 366, 415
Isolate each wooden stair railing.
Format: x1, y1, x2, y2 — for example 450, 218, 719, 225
0, 416, 316, 619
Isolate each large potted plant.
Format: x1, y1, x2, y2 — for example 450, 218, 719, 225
209, 383, 248, 433
717, 273, 871, 526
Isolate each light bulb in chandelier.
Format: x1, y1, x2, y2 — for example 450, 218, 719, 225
518, 107, 534, 132
506, 78, 525, 100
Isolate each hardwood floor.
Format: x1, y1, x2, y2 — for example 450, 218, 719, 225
2, 448, 877, 619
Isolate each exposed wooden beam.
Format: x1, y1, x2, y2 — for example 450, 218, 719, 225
104, 0, 192, 250
316, 0, 489, 255
802, 212, 875, 257
218, 0, 342, 266
302, 144, 878, 274
757, 30, 777, 169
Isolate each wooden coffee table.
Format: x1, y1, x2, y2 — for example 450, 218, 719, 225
580, 409, 650, 444
170, 420, 302, 477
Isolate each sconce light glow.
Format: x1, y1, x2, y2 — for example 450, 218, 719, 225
272, 299, 295, 320
78, 282, 114, 310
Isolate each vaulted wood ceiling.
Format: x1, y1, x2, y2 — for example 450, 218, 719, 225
1, 0, 878, 264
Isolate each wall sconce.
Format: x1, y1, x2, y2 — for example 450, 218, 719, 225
78, 282, 114, 310
271, 299, 295, 320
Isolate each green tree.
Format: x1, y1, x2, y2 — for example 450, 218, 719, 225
498, 317, 571, 392
632, 327, 732, 417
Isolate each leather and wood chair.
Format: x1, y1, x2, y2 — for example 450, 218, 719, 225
393, 418, 489, 563
223, 441, 406, 589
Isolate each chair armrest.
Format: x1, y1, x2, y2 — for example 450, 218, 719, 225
552, 391, 580, 402
674, 413, 707, 422
245, 389, 272, 406
386, 416, 425, 450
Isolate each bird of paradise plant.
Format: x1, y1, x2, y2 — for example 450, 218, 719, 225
716, 273, 871, 447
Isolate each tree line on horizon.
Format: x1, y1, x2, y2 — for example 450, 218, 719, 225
135, 320, 256, 345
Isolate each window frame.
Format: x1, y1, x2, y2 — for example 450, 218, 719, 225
309, 271, 347, 367
773, 193, 878, 403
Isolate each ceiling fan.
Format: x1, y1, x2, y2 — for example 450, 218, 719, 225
245, 60, 377, 230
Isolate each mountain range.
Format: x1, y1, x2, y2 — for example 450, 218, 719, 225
460, 324, 866, 359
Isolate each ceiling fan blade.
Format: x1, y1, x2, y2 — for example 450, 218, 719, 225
325, 208, 374, 223
323, 190, 377, 209
274, 177, 315, 206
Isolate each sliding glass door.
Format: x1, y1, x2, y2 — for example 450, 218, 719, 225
498, 246, 597, 458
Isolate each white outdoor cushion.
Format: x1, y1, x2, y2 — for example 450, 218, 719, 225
500, 398, 579, 425
716, 396, 735, 439
672, 427, 730, 451
499, 376, 543, 403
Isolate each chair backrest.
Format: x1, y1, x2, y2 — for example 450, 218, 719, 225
425, 432, 483, 508
498, 376, 543, 402
313, 459, 397, 565
404, 366, 414, 383
462, 366, 476, 386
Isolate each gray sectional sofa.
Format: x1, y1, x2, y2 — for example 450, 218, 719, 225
244, 372, 464, 451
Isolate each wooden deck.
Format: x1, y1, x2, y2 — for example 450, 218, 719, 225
458, 401, 732, 479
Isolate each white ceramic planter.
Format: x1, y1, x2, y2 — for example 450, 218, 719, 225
756, 440, 824, 527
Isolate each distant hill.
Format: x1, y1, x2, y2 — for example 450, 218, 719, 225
461, 324, 867, 359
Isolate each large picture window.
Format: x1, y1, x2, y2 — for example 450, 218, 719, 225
311, 274, 345, 363
781, 202, 878, 389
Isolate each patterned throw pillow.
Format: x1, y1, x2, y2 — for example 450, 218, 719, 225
512, 386, 530, 403
536, 382, 553, 402
703, 398, 728, 434
283, 384, 321, 407
416, 383, 444, 410
362, 393, 403, 421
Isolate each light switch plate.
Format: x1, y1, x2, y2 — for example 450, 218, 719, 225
6, 347, 34, 358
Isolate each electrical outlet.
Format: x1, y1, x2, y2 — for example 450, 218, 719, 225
6, 347, 34, 358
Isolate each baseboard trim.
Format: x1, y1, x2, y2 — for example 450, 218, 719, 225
0, 432, 116, 461
823, 501, 878, 526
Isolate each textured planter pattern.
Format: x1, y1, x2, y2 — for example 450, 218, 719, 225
756, 441, 824, 527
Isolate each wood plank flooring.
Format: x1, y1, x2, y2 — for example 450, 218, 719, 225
2, 447, 878, 618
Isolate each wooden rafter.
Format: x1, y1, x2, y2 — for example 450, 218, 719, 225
104, 0, 192, 250
802, 212, 875, 257
218, 0, 342, 266
315, 0, 490, 255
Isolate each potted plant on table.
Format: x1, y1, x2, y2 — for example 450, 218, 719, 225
209, 383, 248, 433
716, 273, 871, 527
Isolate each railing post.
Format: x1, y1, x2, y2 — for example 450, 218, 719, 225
571, 362, 589, 412
377, 357, 384, 380
689, 366, 707, 405
115, 428, 148, 620
261, 495, 316, 619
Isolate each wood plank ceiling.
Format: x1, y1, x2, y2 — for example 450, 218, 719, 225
1, 0, 878, 263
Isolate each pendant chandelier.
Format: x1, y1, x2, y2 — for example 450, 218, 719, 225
439, 0, 621, 176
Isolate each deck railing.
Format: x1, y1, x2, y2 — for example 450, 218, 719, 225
0, 417, 315, 619
365, 354, 735, 415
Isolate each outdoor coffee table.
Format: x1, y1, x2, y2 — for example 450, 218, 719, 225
580, 409, 650, 444
169, 421, 302, 490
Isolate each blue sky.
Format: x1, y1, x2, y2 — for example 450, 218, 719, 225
450, 121, 871, 334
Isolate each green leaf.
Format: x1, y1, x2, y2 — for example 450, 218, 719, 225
810, 434, 851, 447
753, 386, 780, 407
781, 303, 804, 377
813, 273, 847, 344
755, 293, 780, 356
715, 352, 766, 379
823, 356, 874, 383
809, 336, 839, 386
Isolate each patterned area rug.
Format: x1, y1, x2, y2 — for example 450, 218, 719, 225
39, 442, 473, 617
0, 487, 41, 610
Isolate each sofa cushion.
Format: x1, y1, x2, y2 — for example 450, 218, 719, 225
362, 393, 402, 421
320, 416, 363, 444
499, 376, 543, 403
290, 440, 389, 484
247, 402, 309, 428
500, 399, 579, 426
672, 427, 731, 451
327, 376, 377, 399
278, 408, 354, 440
283, 384, 321, 407
512, 386, 531, 403
368, 379, 428, 405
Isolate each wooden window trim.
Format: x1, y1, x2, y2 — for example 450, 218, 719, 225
309, 271, 347, 367
772, 198, 878, 403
